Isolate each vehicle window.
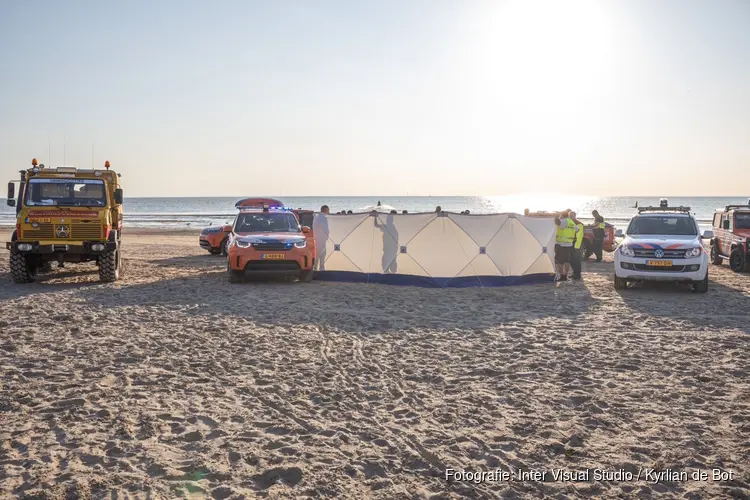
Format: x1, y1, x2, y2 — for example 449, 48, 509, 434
728, 215, 733, 231
735, 213, 750, 230
235, 212, 300, 233
626, 216, 697, 236
26, 178, 107, 207
713, 213, 722, 228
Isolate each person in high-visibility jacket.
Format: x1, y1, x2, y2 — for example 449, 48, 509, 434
554, 211, 579, 282
585, 210, 606, 262
569, 211, 584, 280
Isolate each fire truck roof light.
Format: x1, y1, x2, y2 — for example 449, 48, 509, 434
31, 158, 38, 166
105, 160, 110, 169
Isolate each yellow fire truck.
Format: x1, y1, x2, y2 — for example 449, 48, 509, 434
6, 158, 124, 283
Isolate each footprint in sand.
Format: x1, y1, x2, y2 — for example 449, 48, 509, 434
251, 467, 303, 490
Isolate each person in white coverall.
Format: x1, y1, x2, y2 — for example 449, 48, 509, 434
314, 205, 330, 271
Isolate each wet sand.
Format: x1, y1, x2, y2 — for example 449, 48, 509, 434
0, 230, 748, 499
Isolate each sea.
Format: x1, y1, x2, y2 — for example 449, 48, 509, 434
2, 195, 748, 232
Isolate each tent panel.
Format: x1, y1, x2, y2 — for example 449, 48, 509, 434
485, 219, 543, 276
319, 249, 361, 273
387, 213, 437, 245
335, 217, 380, 273
517, 216, 557, 247
390, 252, 430, 277
315, 214, 369, 244
407, 217, 478, 278
447, 213, 509, 247
456, 254, 503, 277
523, 252, 555, 276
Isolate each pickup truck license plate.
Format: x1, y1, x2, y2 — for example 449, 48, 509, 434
261, 253, 285, 260
646, 260, 672, 267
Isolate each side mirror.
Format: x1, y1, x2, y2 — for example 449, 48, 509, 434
302, 226, 311, 234
615, 229, 623, 238
222, 224, 232, 232
701, 230, 713, 239
114, 188, 124, 205
7, 199, 15, 207
7, 182, 15, 206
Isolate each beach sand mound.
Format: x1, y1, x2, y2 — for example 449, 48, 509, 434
0, 230, 748, 498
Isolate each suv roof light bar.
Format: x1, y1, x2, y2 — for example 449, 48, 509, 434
724, 204, 750, 211
637, 206, 691, 213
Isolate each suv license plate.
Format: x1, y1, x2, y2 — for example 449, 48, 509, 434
261, 253, 285, 260
646, 260, 672, 267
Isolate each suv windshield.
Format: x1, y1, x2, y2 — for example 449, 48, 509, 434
235, 212, 300, 233
25, 178, 107, 207
736, 213, 750, 230
627, 215, 697, 236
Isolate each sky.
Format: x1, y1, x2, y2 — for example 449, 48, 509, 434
0, 0, 748, 197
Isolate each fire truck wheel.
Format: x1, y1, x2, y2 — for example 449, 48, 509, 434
10, 252, 36, 283
710, 242, 722, 265
729, 248, 745, 273
99, 247, 121, 282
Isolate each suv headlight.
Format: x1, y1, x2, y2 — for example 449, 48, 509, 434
293, 240, 307, 248
235, 240, 252, 248
620, 245, 635, 257
685, 247, 702, 258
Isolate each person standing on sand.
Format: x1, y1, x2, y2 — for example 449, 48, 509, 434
569, 211, 584, 280
314, 206, 330, 271
586, 210, 605, 262
554, 212, 578, 282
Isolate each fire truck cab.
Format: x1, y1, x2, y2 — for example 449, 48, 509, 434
6, 158, 124, 283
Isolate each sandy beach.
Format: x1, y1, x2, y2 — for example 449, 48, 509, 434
0, 229, 748, 499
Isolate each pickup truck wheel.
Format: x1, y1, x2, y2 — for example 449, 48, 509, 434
300, 269, 314, 283
729, 248, 745, 273
10, 252, 36, 283
614, 274, 627, 290
99, 247, 121, 282
693, 272, 708, 293
710, 243, 722, 265
221, 238, 228, 257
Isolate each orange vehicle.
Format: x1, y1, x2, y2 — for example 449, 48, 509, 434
199, 223, 233, 255
226, 204, 316, 283
199, 198, 314, 256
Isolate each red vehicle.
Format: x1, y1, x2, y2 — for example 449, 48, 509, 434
709, 204, 750, 272
199, 198, 313, 256
225, 204, 316, 283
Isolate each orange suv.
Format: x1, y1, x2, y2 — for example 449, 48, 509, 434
226, 204, 316, 283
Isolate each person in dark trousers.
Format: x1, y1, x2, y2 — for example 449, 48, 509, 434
586, 210, 605, 261
569, 211, 584, 280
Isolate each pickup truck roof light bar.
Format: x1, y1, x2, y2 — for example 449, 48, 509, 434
637, 206, 692, 213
